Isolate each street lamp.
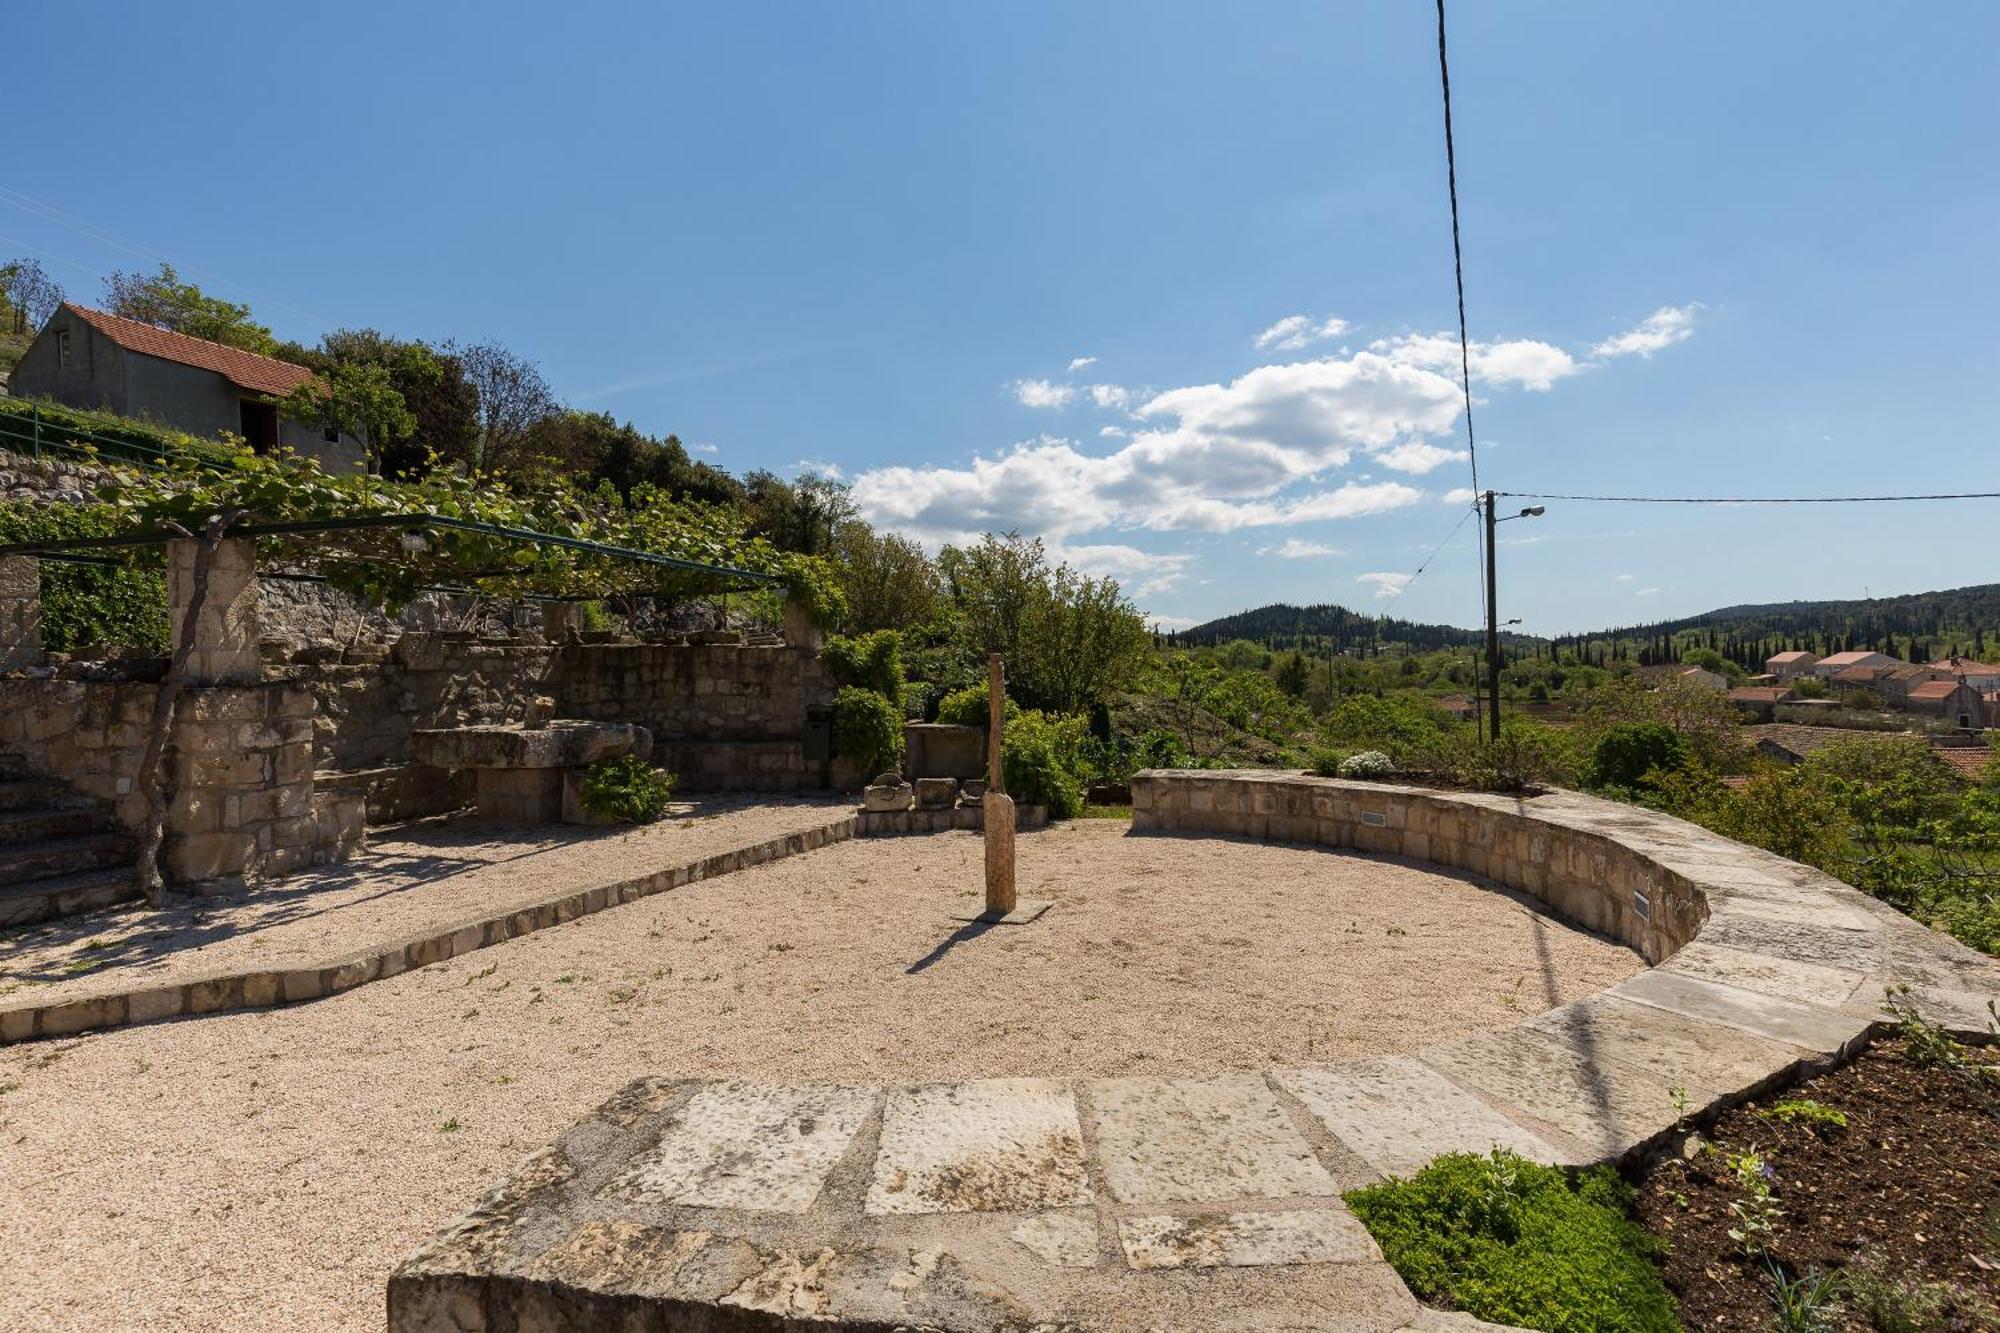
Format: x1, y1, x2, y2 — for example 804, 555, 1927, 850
1482, 492, 1545, 742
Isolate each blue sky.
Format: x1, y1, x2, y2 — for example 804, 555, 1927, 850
8, 4, 1996, 635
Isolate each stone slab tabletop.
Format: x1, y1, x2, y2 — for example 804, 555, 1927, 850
410, 721, 650, 770
393, 774, 1998, 1331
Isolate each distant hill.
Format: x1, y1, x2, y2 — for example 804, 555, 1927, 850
1177, 602, 1535, 652
1586, 583, 2000, 649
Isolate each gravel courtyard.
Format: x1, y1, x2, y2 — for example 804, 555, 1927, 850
0, 821, 1641, 1332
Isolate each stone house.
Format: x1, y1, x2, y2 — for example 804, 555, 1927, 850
1904, 678, 1984, 729
8, 304, 364, 471
1727, 684, 1794, 721
1810, 650, 1897, 679
1677, 666, 1727, 691
1764, 650, 1819, 680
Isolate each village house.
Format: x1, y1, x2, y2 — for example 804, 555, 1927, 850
1676, 665, 1728, 691
8, 304, 365, 471
1727, 684, 1794, 721
1764, 649, 1819, 680
1904, 678, 1985, 729
1810, 649, 1897, 679
1926, 656, 2000, 692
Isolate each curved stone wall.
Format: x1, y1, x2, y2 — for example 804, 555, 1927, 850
391, 774, 1999, 1332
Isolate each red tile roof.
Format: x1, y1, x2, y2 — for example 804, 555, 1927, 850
1818, 651, 1891, 669
64, 303, 316, 398
1729, 686, 1793, 703
1767, 651, 1816, 664
1935, 748, 1995, 780
1907, 680, 1966, 701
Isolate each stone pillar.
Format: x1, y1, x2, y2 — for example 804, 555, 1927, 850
0, 556, 41, 671
542, 602, 582, 643
783, 597, 824, 652
168, 537, 261, 685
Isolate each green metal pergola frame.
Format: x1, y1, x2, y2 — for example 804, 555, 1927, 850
0, 513, 786, 591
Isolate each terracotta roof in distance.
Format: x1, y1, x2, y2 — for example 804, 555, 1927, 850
1906, 680, 1965, 701
63, 303, 316, 398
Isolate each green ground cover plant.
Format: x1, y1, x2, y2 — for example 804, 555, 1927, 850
1345, 1149, 1678, 1333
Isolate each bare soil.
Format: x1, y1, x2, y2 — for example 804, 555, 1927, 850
1635, 1042, 2000, 1331
0, 821, 1638, 1332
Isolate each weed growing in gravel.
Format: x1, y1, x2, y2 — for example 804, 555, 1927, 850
439, 1119, 461, 1133
1345, 1149, 1677, 1332
1761, 1099, 1848, 1133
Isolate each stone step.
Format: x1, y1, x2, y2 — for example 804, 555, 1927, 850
0, 806, 110, 847
0, 779, 73, 812
0, 832, 132, 889
0, 867, 139, 930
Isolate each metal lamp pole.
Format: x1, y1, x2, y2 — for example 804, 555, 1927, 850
1482, 491, 1544, 742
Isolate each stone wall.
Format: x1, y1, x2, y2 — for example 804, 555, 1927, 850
1131, 769, 1707, 963
0, 676, 362, 884
294, 637, 839, 792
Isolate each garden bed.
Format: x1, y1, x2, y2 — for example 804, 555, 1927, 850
1635, 1019, 1999, 1331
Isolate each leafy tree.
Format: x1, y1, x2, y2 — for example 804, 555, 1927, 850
518, 410, 742, 506
276, 361, 415, 471
101, 263, 277, 354
447, 338, 556, 472
0, 258, 64, 335
285, 329, 482, 477
830, 520, 941, 633
821, 630, 904, 709
1274, 650, 1311, 698
938, 532, 1148, 715
744, 469, 856, 555
1582, 722, 1686, 791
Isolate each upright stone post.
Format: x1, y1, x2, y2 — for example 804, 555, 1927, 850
955, 652, 1047, 924
0, 556, 42, 671
168, 537, 262, 684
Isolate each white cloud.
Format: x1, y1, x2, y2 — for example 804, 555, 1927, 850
1254, 314, 1351, 352
1369, 440, 1468, 475
1067, 356, 1098, 372
1592, 304, 1700, 359
1260, 538, 1344, 559
1371, 332, 1582, 392
1614, 573, 1635, 581
1012, 378, 1076, 408
689, 441, 719, 455
1089, 383, 1133, 409
1055, 542, 1194, 597
1355, 571, 1414, 599
1441, 487, 1477, 506
790, 458, 844, 479
1634, 586, 1662, 597
1146, 613, 1200, 631
1098, 425, 1127, 438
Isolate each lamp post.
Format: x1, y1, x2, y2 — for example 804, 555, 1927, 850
1482, 491, 1544, 742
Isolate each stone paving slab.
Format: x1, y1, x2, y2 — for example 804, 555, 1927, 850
1276, 1058, 1564, 1180
1608, 967, 1872, 1055
1087, 1075, 1340, 1205
867, 1079, 1091, 1216
1417, 1027, 1684, 1162
1116, 1205, 1379, 1270
1661, 940, 1871, 1008
604, 1081, 873, 1213
1522, 993, 1815, 1095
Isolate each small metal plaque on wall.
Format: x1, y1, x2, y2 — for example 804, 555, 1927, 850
1360, 810, 1388, 827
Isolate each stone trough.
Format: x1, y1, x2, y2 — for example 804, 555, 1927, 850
410, 721, 649, 824
391, 771, 2000, 1332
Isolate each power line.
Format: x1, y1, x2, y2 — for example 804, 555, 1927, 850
1498, 489, 2000, 504
1375, 501, 1478, 612
1433, 0, 1479, 502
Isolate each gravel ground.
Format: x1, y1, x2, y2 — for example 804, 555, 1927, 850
0, 822, 1641, 1332
0, 795, 852, 1006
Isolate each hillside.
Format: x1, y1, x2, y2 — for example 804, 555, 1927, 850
1597, 583, 2000, 645
1178, 602, 1537, 652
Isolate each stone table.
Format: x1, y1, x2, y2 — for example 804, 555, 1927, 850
410, 721, 651, 824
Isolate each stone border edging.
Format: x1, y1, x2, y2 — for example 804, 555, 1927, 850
0, 815, 857, 1045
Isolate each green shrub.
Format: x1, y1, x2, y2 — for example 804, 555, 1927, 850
1002, 711, 1087, 818
1583, 722, 1686, 791
1410, 721, 1574, 793
936, 682, 1019, 728
1307, 745, 1350, 777
577, 754, 676, 824
833, 685, 904, 774
1346, 1150, 1677, 1333
0, 501, 167, 652
821, 630, 903, 707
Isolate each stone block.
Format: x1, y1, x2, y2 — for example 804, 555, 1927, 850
602, 1081, 873, 1213
1087, 1075, 1337, 1204
169, 537, 261, 685
1278, 1058, 1562, 1180
913, 776, 959, 810
867, 1079, 1090, 1216
166, 831, 255, 883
